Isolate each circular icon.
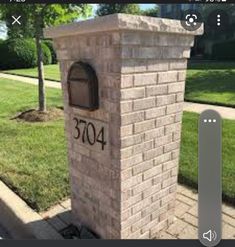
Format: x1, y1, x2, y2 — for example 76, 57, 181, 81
207, 10, 229, 30
181, 10, 203, 32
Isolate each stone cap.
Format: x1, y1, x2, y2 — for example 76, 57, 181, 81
44, 13, 203, 39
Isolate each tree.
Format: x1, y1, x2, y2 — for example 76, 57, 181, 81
0, 4, 92, 112
96, 4, 141, 16
141, 5, 159, 17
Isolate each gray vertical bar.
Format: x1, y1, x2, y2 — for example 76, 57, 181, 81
198, 110, 222, 247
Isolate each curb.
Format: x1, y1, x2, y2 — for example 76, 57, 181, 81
0, 181, 63, 239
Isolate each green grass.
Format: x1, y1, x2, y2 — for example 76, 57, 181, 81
0, 78, 69, 212
2, 64, 61, 82
186, 62, 235, 107
179, 111, 235, 204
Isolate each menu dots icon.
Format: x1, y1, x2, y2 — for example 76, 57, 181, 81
203, 119, 217, 123
217, 14, 221, 26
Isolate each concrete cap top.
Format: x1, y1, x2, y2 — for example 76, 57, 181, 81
44, 13, 204, 39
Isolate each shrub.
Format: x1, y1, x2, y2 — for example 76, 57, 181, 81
0, 38, 52, 70
43, 40, 57, 64
41, 42, 52, 65
212, 40, 235, 60
0, 39, 37, 69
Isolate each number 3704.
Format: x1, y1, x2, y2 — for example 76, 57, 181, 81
73, 117, 107, 151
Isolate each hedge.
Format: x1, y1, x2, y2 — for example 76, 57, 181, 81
43, 40, 57, 64
0, 38, 52, 70
212, 40, 235, 60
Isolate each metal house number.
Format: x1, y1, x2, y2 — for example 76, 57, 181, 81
73, 117, 107, 151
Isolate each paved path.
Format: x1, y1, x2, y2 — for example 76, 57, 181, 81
159, 184, 235, 239
184, 102, 235, 120
0, 73, 61, 89
40, 184, 235, 239
0, 72, 235, 120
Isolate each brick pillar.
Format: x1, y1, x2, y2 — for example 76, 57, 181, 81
44, 14, 203, 239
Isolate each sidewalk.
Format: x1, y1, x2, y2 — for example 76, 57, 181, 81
40, 184, 235, 239
0, 73, 61, 89
184, 102, 235, 120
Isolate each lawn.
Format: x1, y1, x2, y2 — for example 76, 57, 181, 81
0, 78, 69, 212
179, 111, 235, 204
2, 64, 61, 82
186, 62, 235, 107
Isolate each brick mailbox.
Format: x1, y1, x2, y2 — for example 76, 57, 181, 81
44, 14, 203, 239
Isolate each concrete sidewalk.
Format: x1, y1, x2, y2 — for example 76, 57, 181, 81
0, 73, 61, 89
184, 102, 235, 120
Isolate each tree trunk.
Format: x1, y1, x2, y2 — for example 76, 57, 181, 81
35, 16, 46, 112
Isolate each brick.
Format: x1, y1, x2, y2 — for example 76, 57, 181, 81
121, 153, 143, 170
162, 159, 178, 171
178, 71, 187, 81
176, 92, 184, 102
132, 160, 154, 176
143, 183, 162, 200
147, 60, 169, 72
121, 193, 142, 209
145, 127, 164, 141
145, 107, 166, 120
162, 176, 177, 189
121, 112, 145, 125
121, 133, 144, 148
158, 71, 178, 84
121, 168, 133, 180
164, 141, 180, 153
154, 152, 172, 166
146, 85, 168, 96
120, 101, 133, 113
134, 73, 157, 86
132, 181, 152, 197
156, 94, 176, 106
155, 135, 172, 148
133, 47, 162, 59
120, 125, 133, 137
142, 200, 161, 217
165, 122, 181, 135
121, 87, 145, 100
131, 214, 152, 232
132, 141, 154, 156
122, 174, 143, 190
121, 75, 134, 88
134, 119, 155, 134
169, 59, 188, 70
121, 32, 141, 45
166, 102, 183, 114
168, 81, 185, 93
133, 97, 155, 111
121, 212, 142, 230
156, 115, 175, 127
144, 146, 164, 161
143, 165, 162, 180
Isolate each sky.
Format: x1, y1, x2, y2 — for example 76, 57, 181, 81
0, 4, 156, 40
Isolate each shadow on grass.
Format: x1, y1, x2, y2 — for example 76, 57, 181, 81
185, 70, 235, 106
188, 61, 235, 70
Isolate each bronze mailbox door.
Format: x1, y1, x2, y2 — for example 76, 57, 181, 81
68, 62, 99, 111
